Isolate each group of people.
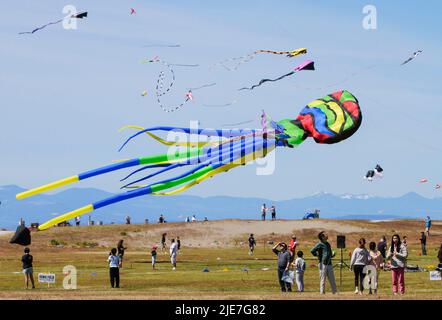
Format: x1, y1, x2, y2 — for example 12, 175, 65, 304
270, 231, 441, 295
156, 233, 181, 270
349, 236, 407, 295
261, 204, 277, 221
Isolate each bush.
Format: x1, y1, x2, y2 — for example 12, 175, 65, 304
76, 241, 99, 248
49, 239, 66, 246
120, 231, 127, 236
49, 239, 60, 246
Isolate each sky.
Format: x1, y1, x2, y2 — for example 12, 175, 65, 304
1, 0, 442, 201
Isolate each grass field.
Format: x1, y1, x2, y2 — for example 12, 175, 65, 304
0, 219, 441, 300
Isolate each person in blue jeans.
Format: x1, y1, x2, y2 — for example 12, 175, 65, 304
272, 242, 292, 292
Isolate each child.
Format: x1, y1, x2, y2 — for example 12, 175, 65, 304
294, 251, 306, 292
22, 247, 35, 289
289, 236, 298, 262
151, 245, 158, 270
108, 248, 121, 288
369, 241, 383, 294
248, 234, 256, 255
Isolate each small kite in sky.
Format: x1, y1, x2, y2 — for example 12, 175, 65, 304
420, 178, 428, 183
141, 90, 147, 97
212, 48, 307, 71
435, 184, 441, 190
239, 60, 315, 91
19, 11, 88, 35
130, 8, 136, 15
185, 91, 194, 101
364, 164, 383, 181
401, 50, 422, 65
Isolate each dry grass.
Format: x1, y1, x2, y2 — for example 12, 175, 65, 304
0, 219, 441, 300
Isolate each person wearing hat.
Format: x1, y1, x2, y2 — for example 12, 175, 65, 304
272, 242, 292, 292
151, 244, 158, 270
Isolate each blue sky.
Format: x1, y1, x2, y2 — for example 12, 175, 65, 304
1, 0, 442, 200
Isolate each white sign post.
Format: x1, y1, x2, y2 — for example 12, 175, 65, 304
429, 271, 441, 281
38, 273, 56, 287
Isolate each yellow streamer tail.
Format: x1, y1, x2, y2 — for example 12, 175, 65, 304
16, 176, 79, 200
38, 204, 94, 231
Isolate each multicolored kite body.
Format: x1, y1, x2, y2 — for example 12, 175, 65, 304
16, 90, 361, 230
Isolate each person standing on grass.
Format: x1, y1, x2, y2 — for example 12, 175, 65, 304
386, 234, 408, 295
377, 236, 387, 257
22, 247, 35, 289
170, 238, 178, 270
419, 232, 427, 256
437, 243, 442, 268
108, 248, 121, 288
425, 216, 432, 236
161, 233, 167, 253
402, 236, 408, 248
151, 245, 158, 270
294, 251, 306, 292
289, 235, 298, 263
369, 241, 383, 294
117, 239, 127, 268
311, 231, 337, 294
350, 238, 371, 295
272, 242, 292, 292
248, 234, 256, 255
177, 236, 181, 253
75, 216, 80, 226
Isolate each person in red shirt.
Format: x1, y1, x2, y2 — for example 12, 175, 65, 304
289, 235, 298, 262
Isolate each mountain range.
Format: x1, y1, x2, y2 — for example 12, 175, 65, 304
1, 185, 440, 230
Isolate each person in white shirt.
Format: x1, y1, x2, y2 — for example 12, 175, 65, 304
191, 215, 197, 222
261, 204, 267, 221
170, 239, 178, 270
294, 251, 306, 292
108, 248, 121, 288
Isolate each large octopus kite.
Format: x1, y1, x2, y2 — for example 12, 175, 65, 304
16, 90, 361, 230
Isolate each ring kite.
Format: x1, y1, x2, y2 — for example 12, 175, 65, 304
16, 90, 362, 231
140, 57, 200, 112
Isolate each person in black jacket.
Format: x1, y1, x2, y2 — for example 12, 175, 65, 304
248, 234, 256, 255
419, 232, 427, 256
117, 240, 127, 267
22, 247, 35, 289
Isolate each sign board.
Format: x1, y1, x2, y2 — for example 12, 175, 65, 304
38, 273, 56, 283
429, 271, 441, 281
